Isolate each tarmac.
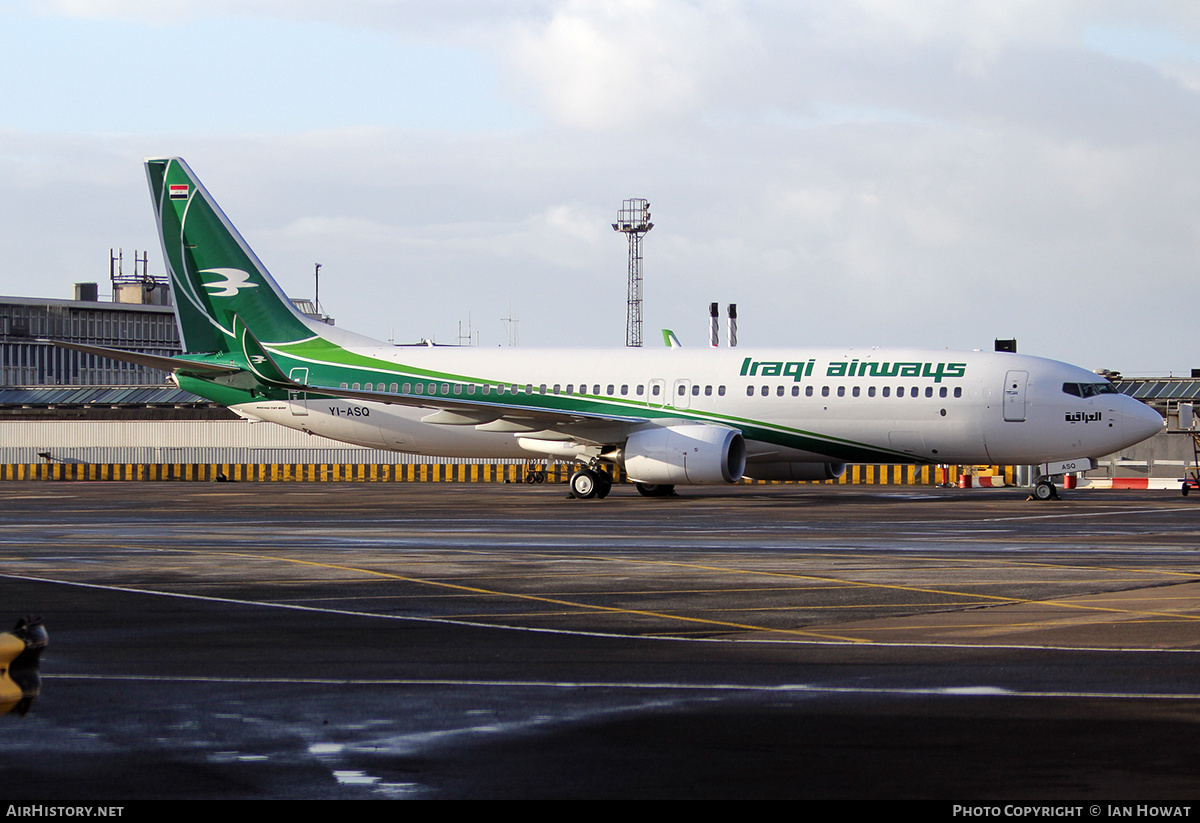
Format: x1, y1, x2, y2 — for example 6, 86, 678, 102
2, 481, 1200, 800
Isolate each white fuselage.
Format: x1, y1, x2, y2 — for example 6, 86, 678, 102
230, 345, 1163, 470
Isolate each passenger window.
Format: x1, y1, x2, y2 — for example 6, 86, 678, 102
390, 383, 398, 393
882, 387, 890, 397
761, 386, 769, 396
939, 387, 947, 398
821, 386, 829, 397
705, 385, 712, 396
852, 386, 860, 397
402, 383, 411, 393
776, 386, 784, 396
442, 383, 450, 394
593, 384, 600, 395
553, 384, 560, 394
566, 384, 574, 394
836, 386, 845, 397
539, 384, 547, 394
621, 385, 629, 395
652, 384, 661, 396
805, 386, 813, 397
747, 386, 755, 396
692, 385, 700, 396
637, 385, 644, 395
868, 386, 875, 397
791, 386, 799, 397
954, 387, 962, 398
718, 386, 726, 396
454, 384, 463, 395
925, 387, 933, 398
607, 384, 614, 395
897, 387, 905, 397
340, 382, 348, 389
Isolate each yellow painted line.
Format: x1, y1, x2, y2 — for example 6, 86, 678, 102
449, 601, 988, 620
6, 570, 1200, 655
124, 546, 872, 643
523, 552, 1200, 626
79, 539, 1200, 634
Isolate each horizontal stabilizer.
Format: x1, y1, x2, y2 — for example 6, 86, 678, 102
49, 341, 241, 375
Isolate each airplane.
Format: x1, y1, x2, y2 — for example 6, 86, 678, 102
57, 158, 1164, 501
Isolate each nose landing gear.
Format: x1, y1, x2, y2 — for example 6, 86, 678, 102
1031, 478, 1059, 501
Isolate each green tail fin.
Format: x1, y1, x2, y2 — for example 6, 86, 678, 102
145, 158, 317, 354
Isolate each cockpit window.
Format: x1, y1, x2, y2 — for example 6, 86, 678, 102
1062, 382, 1117, 397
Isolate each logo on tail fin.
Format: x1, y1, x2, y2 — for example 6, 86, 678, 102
200, 268, 259, 297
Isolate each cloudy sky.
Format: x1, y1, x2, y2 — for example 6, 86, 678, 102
3, 1, 1200, 374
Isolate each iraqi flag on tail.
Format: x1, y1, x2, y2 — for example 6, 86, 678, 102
168, 184, 188, 200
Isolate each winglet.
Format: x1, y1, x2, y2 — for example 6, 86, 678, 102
662, 329, 682, 348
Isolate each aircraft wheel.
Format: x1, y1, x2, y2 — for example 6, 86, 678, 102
1183, 484, 1190, 497
635, 483, 675, 498
525, 471, 538, 484
569, 469, 598, 499
1033, 480, 1056, 501
535, 471, 546, 484
595, 471, 612, 499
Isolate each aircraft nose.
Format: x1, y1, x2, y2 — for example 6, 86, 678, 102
1126, 399, 1164, 445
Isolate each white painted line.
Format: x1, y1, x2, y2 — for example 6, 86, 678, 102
5, 572, 1200, 655
38, 673, 1200, 701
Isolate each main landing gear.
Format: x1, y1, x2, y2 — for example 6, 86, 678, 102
634, 482, 676, 498
564, 460, 675, 500
569, 466, 612, 499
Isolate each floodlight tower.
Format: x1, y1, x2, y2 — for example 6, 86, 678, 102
613, 198, 653, 347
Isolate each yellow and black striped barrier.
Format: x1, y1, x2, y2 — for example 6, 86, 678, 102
0, 462, 1008, 485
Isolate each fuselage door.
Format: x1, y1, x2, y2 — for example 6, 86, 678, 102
648, 379, 666, 408
288, 367, 309, 416
1002, 370, 1028, 422
672, 379, 692, 410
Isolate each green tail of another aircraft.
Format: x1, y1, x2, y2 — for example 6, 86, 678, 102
146, 157, 320, 355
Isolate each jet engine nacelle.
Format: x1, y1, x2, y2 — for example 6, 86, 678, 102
744, 461, 847, 482
623, 423, 746, 485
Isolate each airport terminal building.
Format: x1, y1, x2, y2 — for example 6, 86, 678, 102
1, 285, 179, 387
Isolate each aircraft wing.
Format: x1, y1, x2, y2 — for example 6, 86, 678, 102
231, 315, 650, 435
301, 382, 650, 437
54, 333, 650, 441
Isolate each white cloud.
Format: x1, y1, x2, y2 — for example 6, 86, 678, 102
507, 0, 754, 130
